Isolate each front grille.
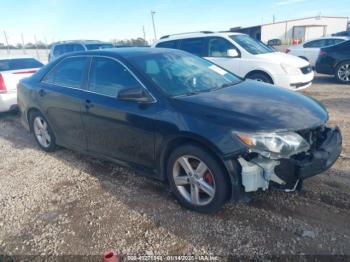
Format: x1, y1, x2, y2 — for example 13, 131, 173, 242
300, 65, 313, 74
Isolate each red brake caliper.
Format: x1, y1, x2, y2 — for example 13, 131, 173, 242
203, 171, 214, 185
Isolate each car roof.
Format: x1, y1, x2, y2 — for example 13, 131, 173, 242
52, 40, 113, 46
305, 36, 349, 42
60, 47, 187, 60
156, 31, 243, 42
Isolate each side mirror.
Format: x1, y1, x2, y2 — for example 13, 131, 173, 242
227, 49, 239, 58
117, 86, 154, 103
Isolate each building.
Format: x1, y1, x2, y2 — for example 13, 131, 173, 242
231, 16, 348, 44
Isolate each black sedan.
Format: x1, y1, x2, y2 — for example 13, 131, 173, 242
316, 40, 350, 84
17, 48, 342, 213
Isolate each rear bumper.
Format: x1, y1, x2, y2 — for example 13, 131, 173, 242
0, 92, 17, 112
315, 62, 335, 75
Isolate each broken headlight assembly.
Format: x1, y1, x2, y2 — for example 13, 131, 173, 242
235, 131, 310, 158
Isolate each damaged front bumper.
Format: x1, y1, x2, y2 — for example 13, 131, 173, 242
237, 126, 342, 193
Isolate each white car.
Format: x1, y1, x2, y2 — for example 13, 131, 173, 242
153, 32, 314, 90
0, 56, 43, 112
286, 36, 349, 67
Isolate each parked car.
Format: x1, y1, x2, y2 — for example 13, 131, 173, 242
49, 40, 114, 62
18, 48, 342, 213
286, 36, 348, 67
267, 39, 282, 47
315, 40, 350, 84
0, 56, 43, 112
153, 32, 314, 91
332, 31, 350, 37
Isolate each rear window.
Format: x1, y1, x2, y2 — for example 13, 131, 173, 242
43, 57, 88, 89
156, 40, 179, 49
179, 38, 206, 57
85, 44, 114, 50
0, 58, 43, 72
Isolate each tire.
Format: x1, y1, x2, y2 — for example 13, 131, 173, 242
29, 111, 57, 152
247, 72, 273, 84
335, 61, 350, 84
167, 144, 230, 213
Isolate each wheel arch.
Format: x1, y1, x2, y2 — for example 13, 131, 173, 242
27, 107, 42, 132
298, 56, 309, 61
245, 70, 274, 84
159, 133, 232, 183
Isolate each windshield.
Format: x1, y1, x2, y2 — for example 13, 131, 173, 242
230, 35, 275, 55
0, 58, 43, 72
128, 51, 241, 97
85, 43, 114, 50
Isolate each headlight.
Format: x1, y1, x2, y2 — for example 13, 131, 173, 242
280, 63, 301, 75
236, 131, 310, 158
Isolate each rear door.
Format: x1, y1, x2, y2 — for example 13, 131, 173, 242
38, 56, 89, 151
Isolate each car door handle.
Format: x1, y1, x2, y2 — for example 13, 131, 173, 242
39, 89, 46, 97
85, 100, 94, 110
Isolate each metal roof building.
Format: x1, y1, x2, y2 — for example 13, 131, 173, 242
231, 16, 348, 44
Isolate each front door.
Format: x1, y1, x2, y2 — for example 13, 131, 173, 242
82, 56, 156, 168
204, 37, 242, 77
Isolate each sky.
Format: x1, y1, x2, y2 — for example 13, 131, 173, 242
0, 0, 349, 45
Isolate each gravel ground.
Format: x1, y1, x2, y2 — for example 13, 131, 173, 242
0, 74, 349, 260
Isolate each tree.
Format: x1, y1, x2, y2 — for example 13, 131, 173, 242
112, 38, 149, 47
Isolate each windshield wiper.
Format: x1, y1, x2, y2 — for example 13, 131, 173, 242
215, 81, 240, 90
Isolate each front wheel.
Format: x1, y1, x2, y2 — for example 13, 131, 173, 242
335, 61, 350, 84
247, 72, 273, 84
167, 144, 230, 213
30, 111, 57, 152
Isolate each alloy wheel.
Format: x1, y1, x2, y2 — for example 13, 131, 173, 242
172, 155, 216, 206
33, 116, 51, 148
338, 63, 350, 82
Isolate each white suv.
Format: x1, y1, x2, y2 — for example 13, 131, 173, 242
153, 32, 314, 90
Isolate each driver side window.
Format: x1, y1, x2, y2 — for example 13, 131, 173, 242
303, 40, 325, 48
207, 37, 236, 57
88, 57, 141, 97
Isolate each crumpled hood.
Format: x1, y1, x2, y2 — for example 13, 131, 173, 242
171, 80, 328, 132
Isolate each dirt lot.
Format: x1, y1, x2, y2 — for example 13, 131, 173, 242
0, 74, 349, 260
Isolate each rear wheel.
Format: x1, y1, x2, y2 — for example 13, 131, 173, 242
30, 111, 56, 152
335, 61, 350, 84
167, 144, 229, 213
247, 72, 273, 84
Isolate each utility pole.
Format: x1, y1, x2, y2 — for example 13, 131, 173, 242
3, 31, 10, 54
21, 33, 26, 54
143, 26, 146, 41
273, 14, 276, 23
151, 11, 157, 42
34, 34, 39, 60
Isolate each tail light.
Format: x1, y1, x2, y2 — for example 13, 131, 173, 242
0, 73, 7, 93
285, 49, 290, 53
319, 50, 327, 57
12, 69, 38, 74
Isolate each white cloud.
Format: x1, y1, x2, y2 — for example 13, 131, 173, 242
276, 0, 307, 6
